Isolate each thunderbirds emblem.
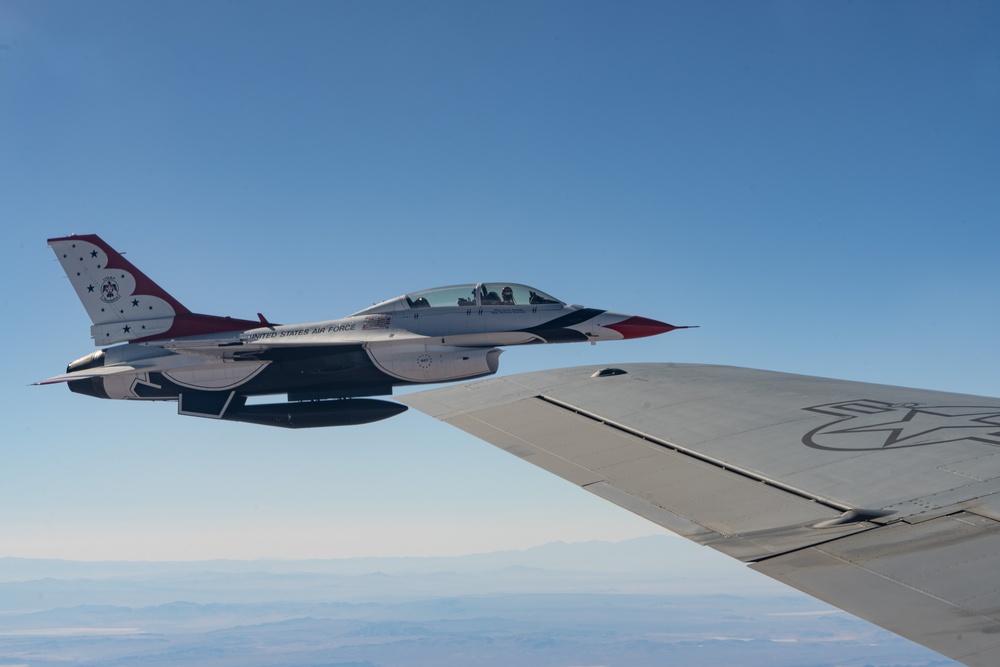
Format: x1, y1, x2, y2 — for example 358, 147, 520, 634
802, 399, 1000, 451
100, 277, 121, 303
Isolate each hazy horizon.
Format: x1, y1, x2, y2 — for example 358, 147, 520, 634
0, 536, 958, 667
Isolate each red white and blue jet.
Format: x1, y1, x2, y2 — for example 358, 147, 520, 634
38, 234, 688, 427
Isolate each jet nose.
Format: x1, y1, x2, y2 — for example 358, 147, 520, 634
605, 316, 687, 340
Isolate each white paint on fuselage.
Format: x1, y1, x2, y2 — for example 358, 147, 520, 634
366, 343, 501, 383
237, 302, 571, 348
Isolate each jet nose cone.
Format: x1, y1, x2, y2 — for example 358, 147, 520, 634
605, 316, 686, 340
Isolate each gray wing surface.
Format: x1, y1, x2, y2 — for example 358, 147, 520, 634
398, 363, 1000, 666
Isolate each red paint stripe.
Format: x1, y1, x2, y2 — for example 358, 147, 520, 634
49, 234, 191, 315
132, 313, 264, 343
605, 316, 679, 340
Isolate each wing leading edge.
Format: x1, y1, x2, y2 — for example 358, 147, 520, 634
399, 363, 1000, 666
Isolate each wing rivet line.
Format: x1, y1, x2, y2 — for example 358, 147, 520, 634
537, 394, 860, 517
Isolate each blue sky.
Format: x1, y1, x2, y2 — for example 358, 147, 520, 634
1, 1, 998, 561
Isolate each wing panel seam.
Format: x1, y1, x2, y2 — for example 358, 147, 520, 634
755, 519, 1000, 633
537, 394, 854, 515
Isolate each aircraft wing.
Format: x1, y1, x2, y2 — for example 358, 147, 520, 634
399, 363, 1000, 667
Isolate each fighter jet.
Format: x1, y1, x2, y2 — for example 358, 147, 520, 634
37, 234, 687, 428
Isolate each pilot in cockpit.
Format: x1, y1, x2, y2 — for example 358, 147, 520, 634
481, 285, 502, 305
502, 286, 515, 304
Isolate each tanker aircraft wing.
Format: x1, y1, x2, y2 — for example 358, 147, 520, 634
399, 363, 1000, 667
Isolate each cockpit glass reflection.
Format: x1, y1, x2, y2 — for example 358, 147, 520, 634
404, 283, 563, 309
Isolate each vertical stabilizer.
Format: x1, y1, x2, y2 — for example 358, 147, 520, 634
48, 234, 259, 346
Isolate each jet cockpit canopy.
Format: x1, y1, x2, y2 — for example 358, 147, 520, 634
407, 283, 563, 308
354, 283, 564, 315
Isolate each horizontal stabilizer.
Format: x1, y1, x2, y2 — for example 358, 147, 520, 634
34, 365, 140, 385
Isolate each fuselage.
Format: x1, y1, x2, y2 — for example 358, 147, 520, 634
65, 282, 675, 405
41, 234, 685, 427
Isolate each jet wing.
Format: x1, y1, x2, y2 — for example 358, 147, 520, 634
399, 363, 1000, 667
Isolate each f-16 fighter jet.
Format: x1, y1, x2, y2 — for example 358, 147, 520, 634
37, 235, 688, 428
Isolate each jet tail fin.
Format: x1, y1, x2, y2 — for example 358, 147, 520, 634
48, 234, 260, 346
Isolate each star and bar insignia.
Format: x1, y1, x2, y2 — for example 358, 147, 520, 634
802, 399, 1000, 451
